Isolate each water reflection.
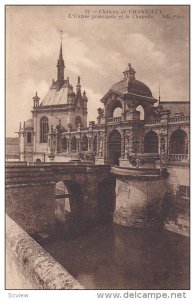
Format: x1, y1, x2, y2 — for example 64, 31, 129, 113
43, 223, 189, 289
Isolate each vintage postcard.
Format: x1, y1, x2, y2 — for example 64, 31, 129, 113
5, 4, 190, 297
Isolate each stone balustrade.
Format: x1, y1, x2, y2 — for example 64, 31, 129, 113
107, 116, 122, 123
169, 154, 188, 161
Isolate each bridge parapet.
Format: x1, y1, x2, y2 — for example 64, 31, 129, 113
5, 163, 114, 236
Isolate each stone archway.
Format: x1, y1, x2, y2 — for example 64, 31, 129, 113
81, 135, 88, 151
62, 137, 67, 152
169, 129, 188, 155
55, 180, 84, 234
136, 105, 145, 120
106, 98, 123, 118
144, 131, 159, 153
108, 129, 122, 166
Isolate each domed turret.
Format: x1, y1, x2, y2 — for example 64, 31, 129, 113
111, 63, 153, 98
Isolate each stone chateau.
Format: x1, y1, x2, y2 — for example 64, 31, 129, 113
14, 40, 189, 235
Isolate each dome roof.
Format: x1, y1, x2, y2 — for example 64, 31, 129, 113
111, 63, 153, 99
111, 78, 153, 98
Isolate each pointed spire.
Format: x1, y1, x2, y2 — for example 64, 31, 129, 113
158, 82, 161, 105
57, 30, 65, 83
33, 91, 40, 107
76, 75, 81, 93
83, 90, 88, 104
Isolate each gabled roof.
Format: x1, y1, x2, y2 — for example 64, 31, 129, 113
41, 85, 69, 106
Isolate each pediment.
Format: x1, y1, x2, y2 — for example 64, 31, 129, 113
100, 89, 124, 104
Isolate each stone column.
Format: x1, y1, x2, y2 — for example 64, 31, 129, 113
19, 132, 25, 161
33, 115, 37, 153
56, 129, 62, 153
128, 130, 134, 155
76, 138, 80, 154
102, 134, 106, 158
33, 132, 36, 154
67, 137, 71, 154
96, 132, 100, 157
88, 137, 90, 151
121, 130, 125, 159
187, 140, 190, 161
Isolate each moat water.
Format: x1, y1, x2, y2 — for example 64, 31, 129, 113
43, 223, 189, 290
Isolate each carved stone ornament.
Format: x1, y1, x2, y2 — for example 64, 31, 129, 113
129, 155, 144, 168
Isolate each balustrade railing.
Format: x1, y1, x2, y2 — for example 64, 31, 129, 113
107, 117, 122, 123
107, 115, 189, 125
169, 116, 190, 123
145, 120, 161, 125
169, 154, 188, 161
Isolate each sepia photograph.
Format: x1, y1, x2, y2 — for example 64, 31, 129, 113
5, 4, 190, 293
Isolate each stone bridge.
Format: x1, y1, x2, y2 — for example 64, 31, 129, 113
6, 163, 116, 235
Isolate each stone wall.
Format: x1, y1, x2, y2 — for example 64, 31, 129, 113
164, 163, 189, 237
6, 164, 114, 235
5, 166, 56, 235
6, 183, 56, 234
6, 215, 84, 289
113, 175, 167, 228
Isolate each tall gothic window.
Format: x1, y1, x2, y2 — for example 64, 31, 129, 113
144, 131, 158, 153
71, 136, 77, 151
40, 117, 49, 143
62, 137, 67, 151
27, 132, 32, 143
169, 129, 188, 154
81, 135, 88, 151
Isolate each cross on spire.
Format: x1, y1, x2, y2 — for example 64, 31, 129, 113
60, 30, 63, 43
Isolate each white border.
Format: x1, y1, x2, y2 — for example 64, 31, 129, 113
1, 1, 194, 299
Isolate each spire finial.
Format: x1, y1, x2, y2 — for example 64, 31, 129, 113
159, 81, 161, 105
57, 30, 65, 84
76, 75, 81, 93
60, 30, 63, 43
123, 62, 136, 80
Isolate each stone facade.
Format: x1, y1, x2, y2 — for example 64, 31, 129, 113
5, 164, 115, 235
16, 41, 189, 235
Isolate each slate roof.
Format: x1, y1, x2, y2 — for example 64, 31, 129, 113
111, 78, 153, 98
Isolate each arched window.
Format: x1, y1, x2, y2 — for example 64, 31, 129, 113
27, 132, 32, 143
75, 116, 82, 127
71, 136, 77, 151
40, 117, 49, 143
136, 105, 145, 120
144, 131, 158, 153
62, 137, 67, 151
108, 129, 121, 165
81, 135, 88, 151
113, 107, 122, 118
170, 129, 188, 154
106, 99, 122, 118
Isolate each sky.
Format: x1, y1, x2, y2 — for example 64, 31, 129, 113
6, 5, 189, 137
